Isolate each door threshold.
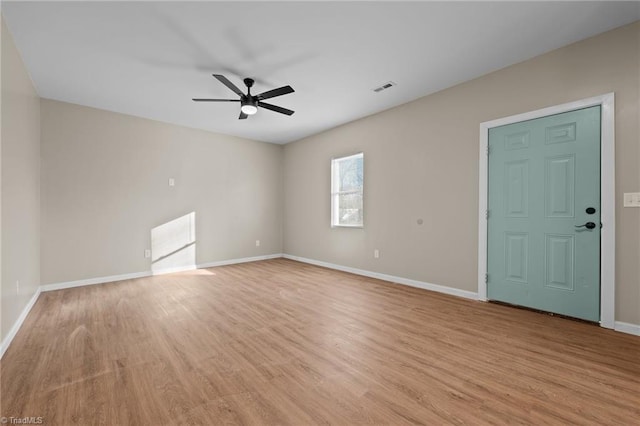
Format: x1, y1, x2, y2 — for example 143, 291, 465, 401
488, 300, 600, 326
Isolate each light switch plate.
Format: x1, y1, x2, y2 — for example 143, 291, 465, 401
168, 178, 175, 187
623, 192, 640, 207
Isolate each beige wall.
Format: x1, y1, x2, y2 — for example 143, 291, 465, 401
283, 22, 640, 324
1, 18, 41, 341
41, 100, 283, 284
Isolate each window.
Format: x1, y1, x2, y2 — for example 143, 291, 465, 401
331, 152, 364, 227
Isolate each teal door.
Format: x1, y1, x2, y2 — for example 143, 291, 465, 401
487, 106, 601, 321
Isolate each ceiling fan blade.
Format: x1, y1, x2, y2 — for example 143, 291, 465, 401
213, 74, 244, 97
257, 85, 294, 101
239, 111, 248, 120
192, 98, 240, 102
259, 102, 294, 116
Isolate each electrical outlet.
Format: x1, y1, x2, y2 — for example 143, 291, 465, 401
144, 249, 151, 258
256, 240, 261, 247
374, 249, 380, 259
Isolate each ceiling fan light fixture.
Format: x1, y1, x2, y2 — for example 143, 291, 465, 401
241, 100, 258, 115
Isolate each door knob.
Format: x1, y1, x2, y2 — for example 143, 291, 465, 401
575, 222, 596, 230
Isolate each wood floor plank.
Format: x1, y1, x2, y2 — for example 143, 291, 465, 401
1, 258, 639, 425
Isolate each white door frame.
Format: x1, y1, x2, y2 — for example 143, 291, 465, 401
478, 93, 615, 329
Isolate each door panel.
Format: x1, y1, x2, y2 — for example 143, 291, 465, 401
487, 106, 601, 321
545, 234, 574, 291
505, 160, 529, 217
505, 232, 528, 283
545, 155, 575, 218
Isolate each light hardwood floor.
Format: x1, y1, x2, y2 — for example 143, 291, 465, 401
1, 258, 639, 425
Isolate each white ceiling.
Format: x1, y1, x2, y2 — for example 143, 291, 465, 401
3, 1, 639, 144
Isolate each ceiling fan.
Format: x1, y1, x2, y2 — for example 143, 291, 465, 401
193, 74, 295, 119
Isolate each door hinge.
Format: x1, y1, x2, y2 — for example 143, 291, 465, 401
486, 210, 490, 219
485, 274, 489, 284
486, 145, 490, 155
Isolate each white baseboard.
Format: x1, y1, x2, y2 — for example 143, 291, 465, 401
40, 270, 152, 292
283, 254, 479, 300
152, 253, 284, 274
1, 287, 41, 358
197, 253, 283, 269
615, 321, 640, 336
152, 264, 197, 275
40, 253, 285, 292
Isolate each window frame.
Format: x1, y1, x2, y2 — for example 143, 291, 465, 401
330, 152, 364, 228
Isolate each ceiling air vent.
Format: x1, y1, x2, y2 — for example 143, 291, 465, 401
373, 81, 396, 93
